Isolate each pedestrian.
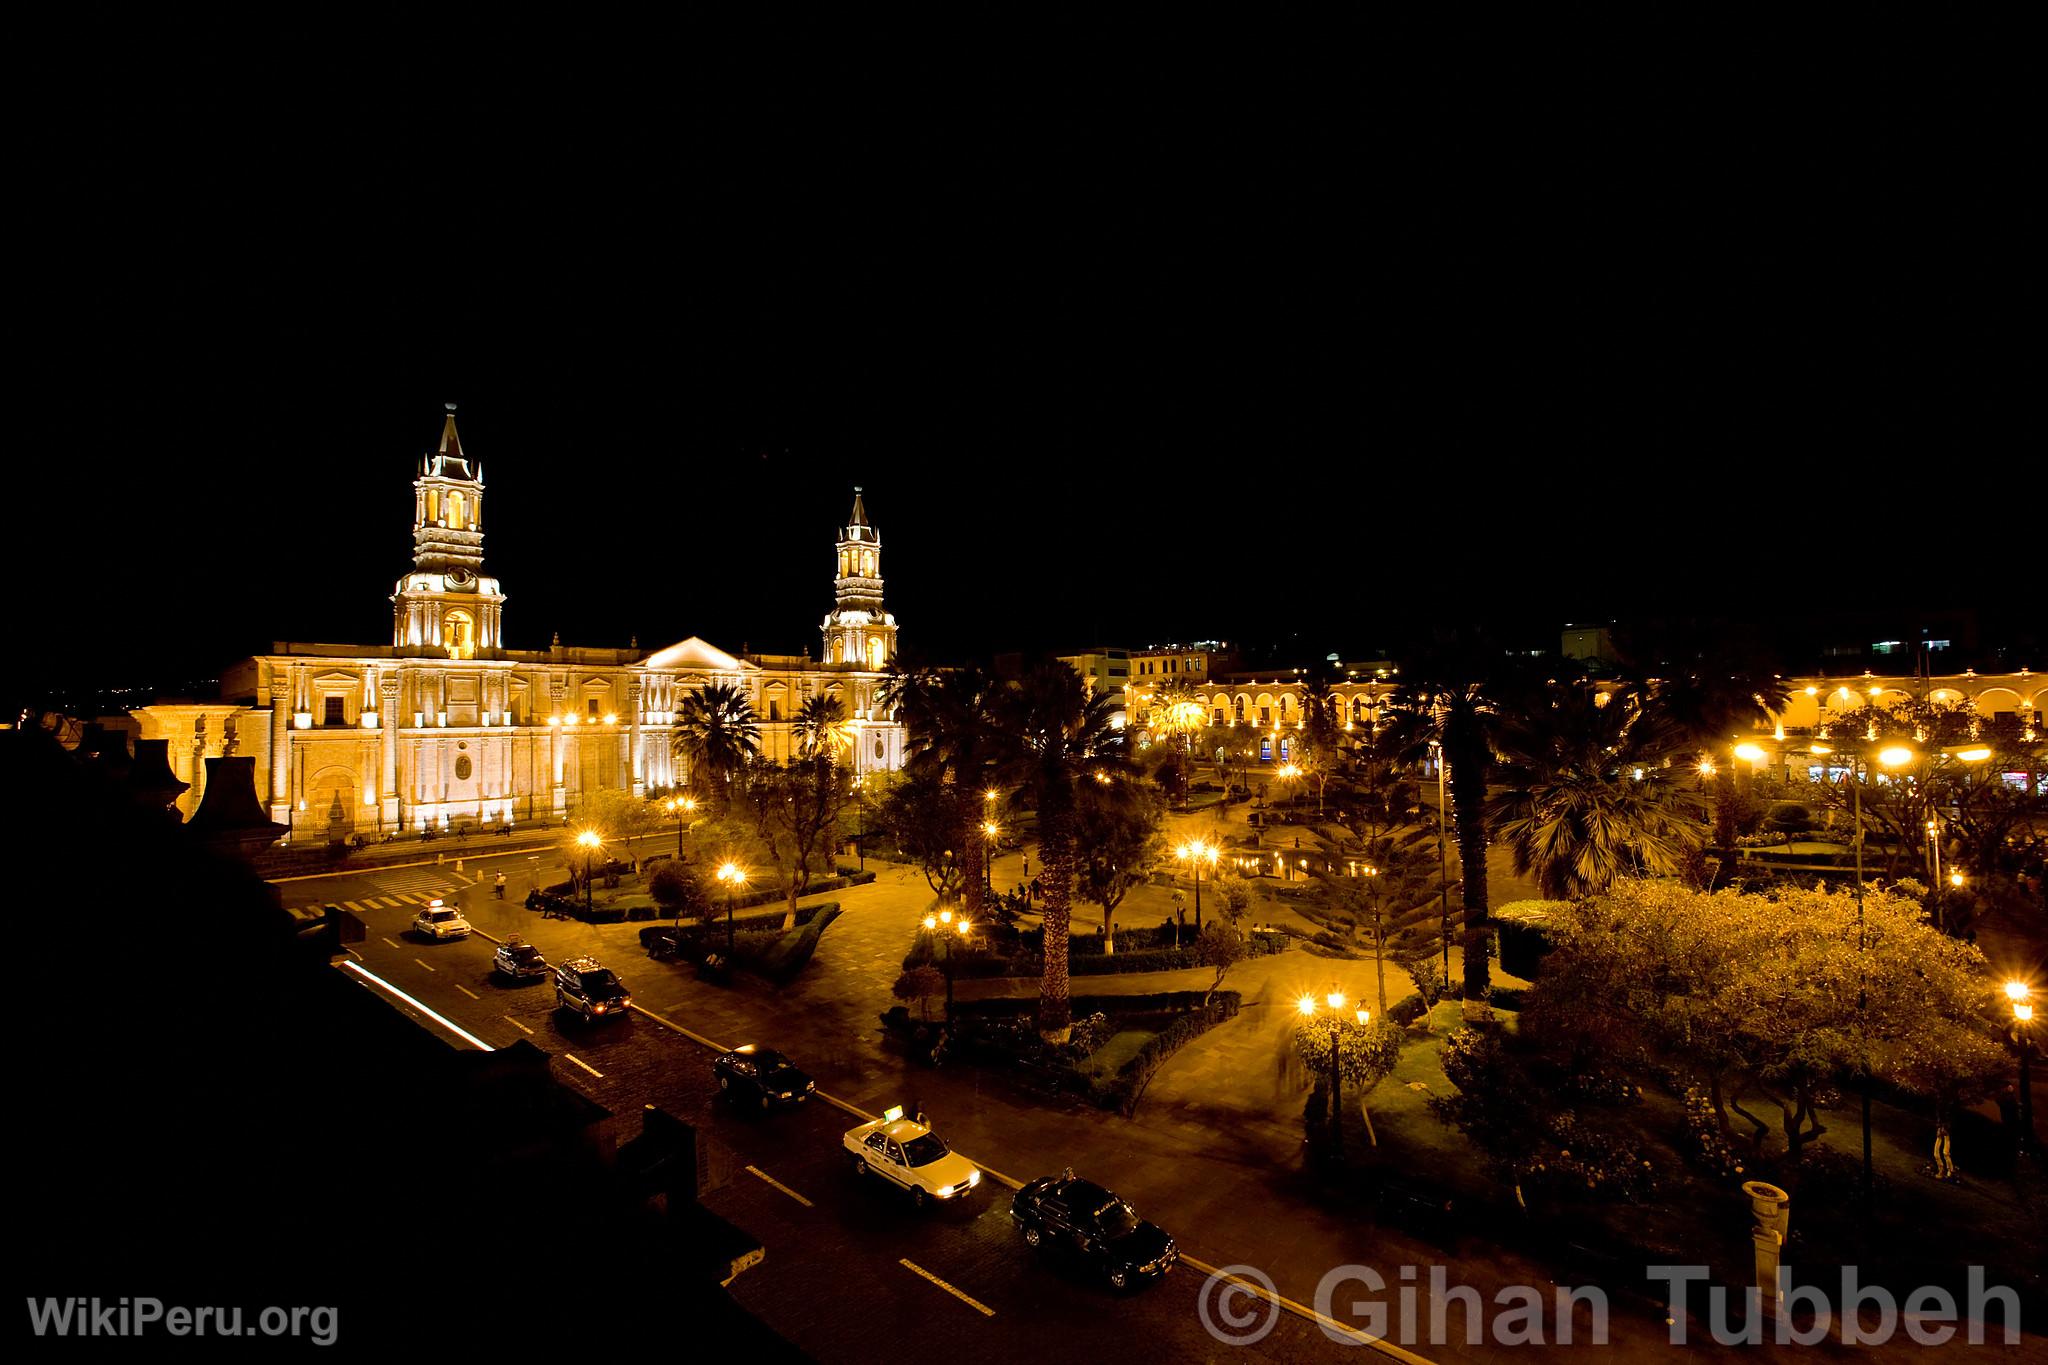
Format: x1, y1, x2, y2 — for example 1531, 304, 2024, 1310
1029, 875, 1042, 901
1933, 1116, 1955, 1181
494, 871, 506, 899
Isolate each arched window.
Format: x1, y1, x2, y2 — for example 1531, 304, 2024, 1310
869, 639, 886, 669
443, 609, 476, 660
446, 491, 465, 527
833, 639, 846, 664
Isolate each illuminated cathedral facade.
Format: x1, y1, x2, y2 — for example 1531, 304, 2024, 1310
137, 409, 906, 841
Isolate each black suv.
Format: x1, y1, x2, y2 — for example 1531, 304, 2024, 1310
713, 1046, 815, 1110
1011, 1173, 1177, 1290
552, 956, 632, 1021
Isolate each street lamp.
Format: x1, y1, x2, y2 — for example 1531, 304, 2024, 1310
1175, 838, 1220, 940
716, 861, 748, 951
665, 795, 698, 861
982, 820, 1000, 894
2008, 981, 2035, 1157
1297, 991, 1373, 1160
923, 909, 972, 1022
575, 829, 603, 915
1431, 739, 1450, 981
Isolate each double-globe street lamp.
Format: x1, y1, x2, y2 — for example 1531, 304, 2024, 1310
716, 861, 748, 952
922, 908, 973, 1023
1175, 839, 1219, 943
665, 795, 699, 861
574, 829, 603, 915
1297, 990, 1373, 1160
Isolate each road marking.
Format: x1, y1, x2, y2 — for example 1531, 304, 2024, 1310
745, 1165, 815, 1208
502, 1015, 534, 1035
381, 937, 403, 949
267, 844, 566, 882
413, 958, 437, 973
898, 1259, 994, 1317
376, 897, 402, 907
564, 1053, 603, 1078
394, 893, 426, 904
1175, 1253, 1433, 1362
455, 984, 480, 1000
344, 947, 363, 961
341, 900, 368, 912
340, 962, 494, 1051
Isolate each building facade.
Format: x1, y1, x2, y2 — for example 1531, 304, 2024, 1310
136, 411, 906, 841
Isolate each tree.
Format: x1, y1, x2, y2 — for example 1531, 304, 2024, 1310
1486, 681, 1705, 900
793, 694, 850, 762
877, 765, 966, 904
1401, 954, 1448, 1029
648, 860, 708, 925
672, 682, 760, 809
1144, 682, 1206, 806
1074, 775, 1162, 933
889, 663, 1003, 920
743, 757, 854, 924
997, 659, 1126, 1041
1306, 739, 1438, 1013
1527, 880, 2004, 1159
1385, 634, 1528, 1006
893, 966, 946, 1023
1195, 922, 1246, 1011
1294, 1014, 1405, 1150
1213, 868, 1254, 926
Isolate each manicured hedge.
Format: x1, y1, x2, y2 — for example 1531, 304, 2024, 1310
638, 904, 828, 954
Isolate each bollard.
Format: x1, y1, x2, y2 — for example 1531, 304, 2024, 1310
1742, 1179, 1790, 1318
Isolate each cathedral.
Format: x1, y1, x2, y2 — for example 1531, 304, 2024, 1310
136, 409, 906, 842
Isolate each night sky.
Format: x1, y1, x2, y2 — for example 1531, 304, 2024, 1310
12, 43, 2035, 698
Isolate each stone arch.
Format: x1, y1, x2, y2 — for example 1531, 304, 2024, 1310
1974, 687, 2025, 718
306, 764, 360, 838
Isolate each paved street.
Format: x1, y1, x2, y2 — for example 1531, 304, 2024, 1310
303, 848, 1720, 1362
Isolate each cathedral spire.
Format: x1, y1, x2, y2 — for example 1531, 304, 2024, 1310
848, 486, 869, 529
439, 403, 462, 459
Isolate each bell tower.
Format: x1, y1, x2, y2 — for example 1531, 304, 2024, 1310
821, 488, 897, 670
391, 405, 506, 658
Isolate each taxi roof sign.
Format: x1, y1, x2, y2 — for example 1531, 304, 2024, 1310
882, 1105, 905, 1123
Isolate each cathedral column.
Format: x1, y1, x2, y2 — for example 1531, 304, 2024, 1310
628, 681, 644, 796
267, 678, 291, 821
380, 677, 401, 829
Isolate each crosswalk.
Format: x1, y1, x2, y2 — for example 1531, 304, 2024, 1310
285, 870, 463, 922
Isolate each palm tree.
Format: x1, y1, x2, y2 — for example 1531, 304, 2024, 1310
671, 682, 760, 809
793, 694, 849, 763
1384, 635, 1529, 1004
889, 663, 1003, 919
1487, 682, 1705, 899
996, 659, 1126, 1041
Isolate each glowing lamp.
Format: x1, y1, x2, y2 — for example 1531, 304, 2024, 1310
1734, 743, 1768, 763
1297, 995, 1317, 1017
1326, 991, 1346, 1011
1878, 745, 1915, 769
2006, 981, 2031, 1003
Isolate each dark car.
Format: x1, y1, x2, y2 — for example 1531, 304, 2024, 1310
1011, 1173, 1177, 1290
552, 956, 632, 1021
713, 1046, 815, 1110
493, 939, 549, 982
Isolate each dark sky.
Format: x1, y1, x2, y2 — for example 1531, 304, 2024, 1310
12, 40, 2035, 696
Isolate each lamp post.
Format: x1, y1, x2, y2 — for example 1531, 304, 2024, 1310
1297, 991, 1372, 1161
1431, 740, 1450, 980
716, 861, 747, 952
666, 795, 698, 861
2009, 982, 2035, 1158
575, 829, 603, 915
1176, 839, 1219, 938
982, 820, 999, 894
923, 909, 971, 1022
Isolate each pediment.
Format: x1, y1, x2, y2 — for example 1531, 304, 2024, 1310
642, 636, 757, 673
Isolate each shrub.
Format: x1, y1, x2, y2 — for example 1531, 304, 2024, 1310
1388, 993, 1427, 1027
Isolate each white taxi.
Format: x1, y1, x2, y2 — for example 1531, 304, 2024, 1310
411, 899, 473, 941
842, 1107, 981, 1209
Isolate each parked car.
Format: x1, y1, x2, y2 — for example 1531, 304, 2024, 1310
493, 938, 549, 982
842, 1107, 980, 1209
1011, 1171, 1177, 1290
552, 956, 631, 1021
713, 1045, 815, 1110
411, 899, 472, 940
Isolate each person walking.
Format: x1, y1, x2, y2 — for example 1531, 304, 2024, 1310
1933, 1116, 1956, 1181
494, 871, 506, 899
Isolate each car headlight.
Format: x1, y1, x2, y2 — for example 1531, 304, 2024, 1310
592, 1003, 606, 1014
967, 1170, 981, 1187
